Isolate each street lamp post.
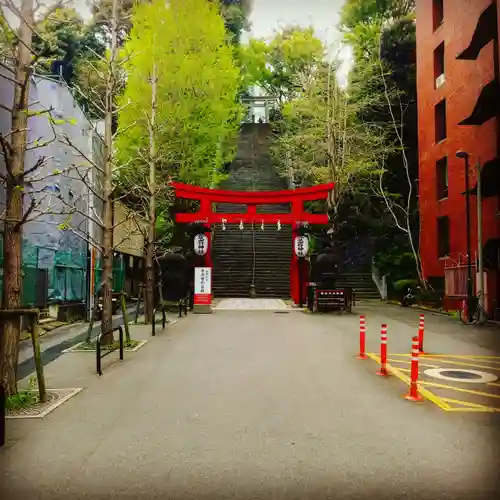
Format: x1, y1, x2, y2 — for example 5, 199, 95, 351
456, 151, 474, 323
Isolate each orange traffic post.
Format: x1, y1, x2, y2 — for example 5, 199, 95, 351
376, 324, 389, 376
357, 315, 367, 359
418, 313, 426, 353
404, 336, 424, 401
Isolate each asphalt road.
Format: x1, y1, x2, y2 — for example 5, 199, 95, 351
2, 305, 499, 499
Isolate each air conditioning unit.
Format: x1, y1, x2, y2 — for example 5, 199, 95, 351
436, 73, 445, 89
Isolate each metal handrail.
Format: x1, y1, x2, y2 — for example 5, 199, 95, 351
96, 326, 124, 376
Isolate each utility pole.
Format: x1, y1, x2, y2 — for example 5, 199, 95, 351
476, 161, 486, 322
456, 151, 473, 323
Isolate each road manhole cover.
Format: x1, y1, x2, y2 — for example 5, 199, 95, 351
439, 370, 482, 380
424, 368, 498, 384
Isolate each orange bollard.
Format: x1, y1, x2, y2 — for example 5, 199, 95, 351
376, 324, 389, 376
418, 314, 425, 353
404, 336, 424, 401
357, 315, 367, 359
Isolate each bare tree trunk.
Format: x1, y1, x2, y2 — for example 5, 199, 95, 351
0, 0, 34, 396
377, 33, 426, 288
144, 62, 157, 325
100, 0, 119, 342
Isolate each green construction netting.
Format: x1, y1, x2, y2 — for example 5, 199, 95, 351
0, 237, 126, 306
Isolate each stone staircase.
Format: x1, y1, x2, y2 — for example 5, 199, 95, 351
334, 272, 381, 300
212, 124, 292, 298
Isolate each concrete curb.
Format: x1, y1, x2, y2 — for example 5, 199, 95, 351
62, 339, 148, 354
385, 301, 455, 317
6, 388, 83, 419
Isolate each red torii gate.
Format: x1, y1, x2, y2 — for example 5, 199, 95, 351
172, 181, 334, 305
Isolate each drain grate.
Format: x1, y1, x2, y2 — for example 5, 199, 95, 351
439, 370, 482, 380
274, 311, 290, 314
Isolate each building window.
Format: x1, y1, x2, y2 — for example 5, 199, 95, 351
435, 99, 447, 143
433, 0, 444, 31
434, 42, 445, 88
437, 216, 450, 257
436, 157, 448, 199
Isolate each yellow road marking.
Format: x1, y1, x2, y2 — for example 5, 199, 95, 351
423, 355, 500, 361
445, 407, 500, 412
387, 358, 439, 369
390, 354, 500, 362
439, 397, 499, 411
388, 355, 500, 371
367, 354, 451, 410
366, 353, 500, 412
419, 381, 500, 399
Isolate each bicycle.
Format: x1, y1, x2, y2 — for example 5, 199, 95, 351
459, 292, 500, 325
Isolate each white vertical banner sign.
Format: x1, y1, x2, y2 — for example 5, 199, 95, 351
194, 267, 212, 306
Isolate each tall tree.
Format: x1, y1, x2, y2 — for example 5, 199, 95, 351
116, 0, 243, 316
58, 0, 128, 341
340, 0, 422, 283
32, 6, 106, 83
240, 26, 325, 101
273, 61, 384, 224
0, 0, 36, 396
216, 0, 252, 44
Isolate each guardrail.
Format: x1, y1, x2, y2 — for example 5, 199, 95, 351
96, 326, 124, 376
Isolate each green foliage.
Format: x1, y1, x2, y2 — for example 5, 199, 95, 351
33, 7, 106, 83
6, 376, 38, 410
116, 0, 243, 248
340, 0, 415, 30
338, 0, 421, 279
78, 339, 140, 351
239, 26, 325, 101
272, 60, 384, 223
393, 278, 418, 292
216, 0, 253, 44
415, 289, 443, 305
374, 248, 416, 278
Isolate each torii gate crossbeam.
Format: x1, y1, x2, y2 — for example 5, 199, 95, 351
172, 181, 334, 305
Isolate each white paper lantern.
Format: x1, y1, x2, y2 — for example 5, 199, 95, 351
194, 234, 208, 256
294, 235, 309, 257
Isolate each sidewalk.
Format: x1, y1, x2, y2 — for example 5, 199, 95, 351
17, 304, 180, 380
2, 306, 499, 499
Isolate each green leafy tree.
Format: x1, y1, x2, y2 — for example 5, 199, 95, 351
240, 26, 325, 101
216, 0, 253, 44
340, 0, 423, 283
273, 59, 387, 231
30, 6, 107, 117
340, 0, 415, 30
116, 0, 243, 310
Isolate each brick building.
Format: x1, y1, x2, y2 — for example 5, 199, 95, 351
416, 0, 500, 314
